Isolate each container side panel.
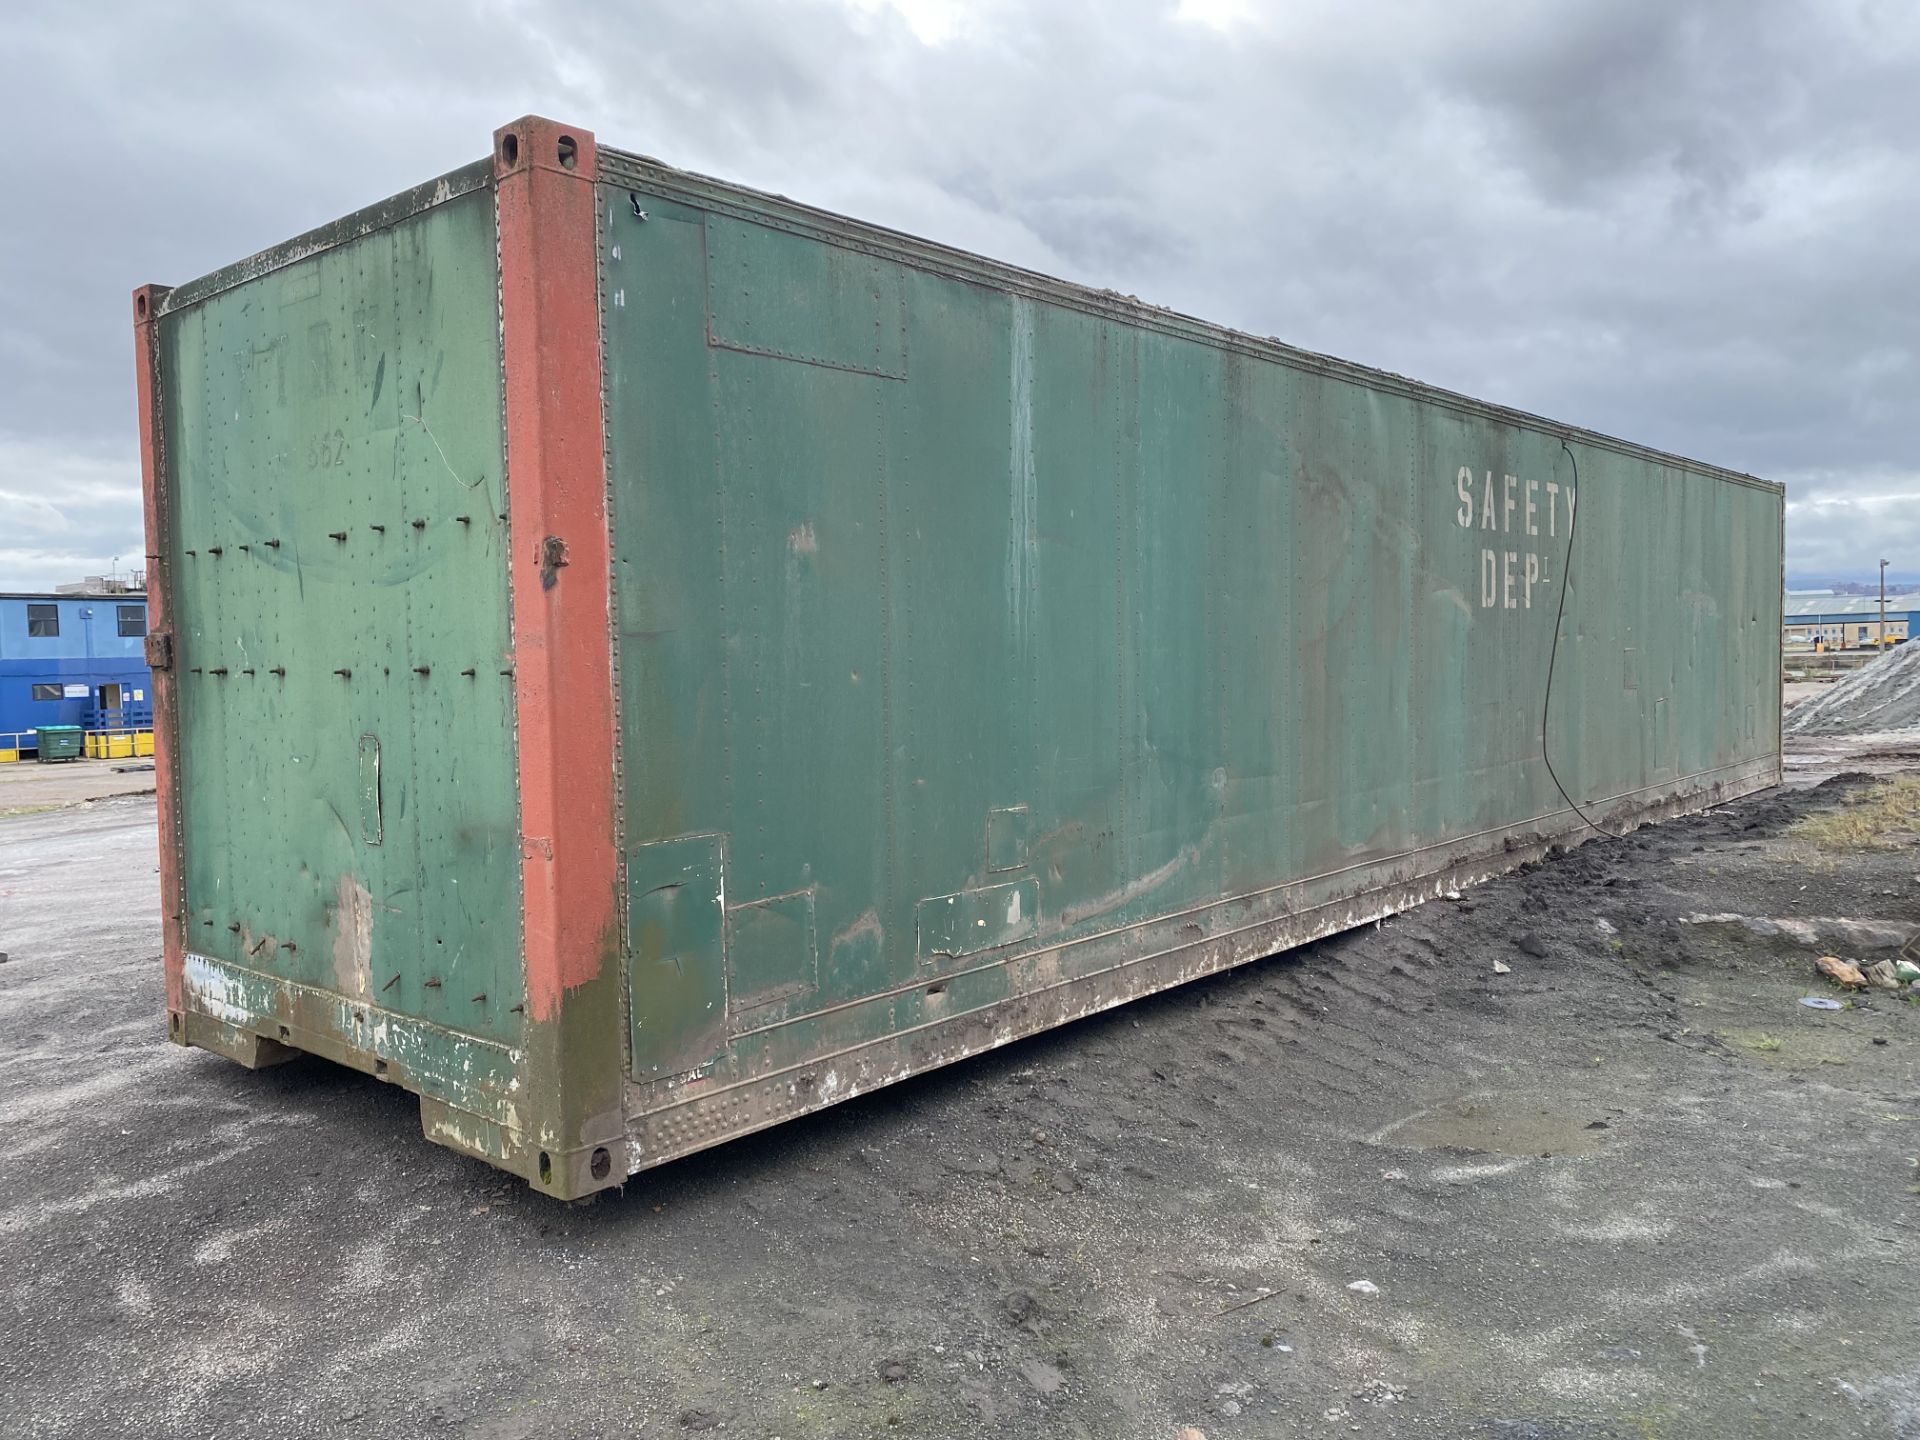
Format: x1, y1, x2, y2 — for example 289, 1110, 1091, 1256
157, 190, 523, 1055
889, 281, 1029, 977
1289, 374, 1418, 877
1210, 351, 1297, 896
1411, 426, 1571, 843
1131, 327, 1231, 911
1019, 303, 1129, 937
705, 336, 893, 915
601, 177, 1782, 1139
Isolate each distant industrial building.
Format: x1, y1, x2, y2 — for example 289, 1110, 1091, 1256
0, 589, 153, 759
1783, 592, 1920, 648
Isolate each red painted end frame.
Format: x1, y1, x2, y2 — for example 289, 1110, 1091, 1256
132, 284, 187, 1024
493, 117, 621, 1028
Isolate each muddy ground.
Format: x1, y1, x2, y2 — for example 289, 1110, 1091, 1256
2, 760, 1918, 1440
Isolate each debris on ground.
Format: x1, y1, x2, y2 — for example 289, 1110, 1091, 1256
1492, 959, 1511, 974
1682, 912, 1919, 951
1346, 1280, 1380, 1296
1784, 640, 1920, 737
1355, 1380, 1408, 1405
1515, 933, 1548, 958
1864, 959, 1903, 989
1815, 954, 1868, 987
1799, 997, 1846, 1011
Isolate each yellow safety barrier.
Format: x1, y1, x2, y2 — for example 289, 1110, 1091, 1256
0, 730, 151, 762
84, 729, 155, 760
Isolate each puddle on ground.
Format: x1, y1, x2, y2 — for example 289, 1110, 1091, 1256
1377, 1095, 1605, 1157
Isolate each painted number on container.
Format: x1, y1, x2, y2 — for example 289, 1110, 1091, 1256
1453, 467, 1575, 611
307, 429, 347, 469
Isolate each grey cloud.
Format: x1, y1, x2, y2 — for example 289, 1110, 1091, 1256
1, 0, 1915, 587
1784, 467, 1920, 587
0, 435, 147, 592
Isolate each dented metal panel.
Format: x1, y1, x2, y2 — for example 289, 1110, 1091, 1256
145, 118, 1782, 1200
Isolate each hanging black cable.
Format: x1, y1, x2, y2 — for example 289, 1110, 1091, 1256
1543, 439, 1619, 839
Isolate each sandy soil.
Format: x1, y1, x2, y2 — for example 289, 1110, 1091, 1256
1, 768, 1917, 1438
1783, 680, 1833, 710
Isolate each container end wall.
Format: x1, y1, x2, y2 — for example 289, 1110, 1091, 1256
145, 179, 530, 1170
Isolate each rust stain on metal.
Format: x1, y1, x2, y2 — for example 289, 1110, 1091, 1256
539, 534, 569, 591
329, 875, 374, 1001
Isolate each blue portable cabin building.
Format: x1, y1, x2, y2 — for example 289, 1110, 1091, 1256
0, 592, 153, 753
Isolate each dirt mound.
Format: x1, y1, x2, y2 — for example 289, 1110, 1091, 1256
1783, 639, 1920, 737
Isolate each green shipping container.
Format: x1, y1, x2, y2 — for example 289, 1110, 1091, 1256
134, 118, 1783, 1199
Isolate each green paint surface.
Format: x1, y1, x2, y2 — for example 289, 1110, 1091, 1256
625, 835, 727, 1077
601, 171, 1781, 1085
158, 189, 524, 1053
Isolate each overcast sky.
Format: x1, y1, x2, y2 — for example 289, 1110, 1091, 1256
3, 0, 1916, 591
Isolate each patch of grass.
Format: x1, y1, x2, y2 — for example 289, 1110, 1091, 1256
1790, 776, 1920, 851
1725, 1029, 1784, 1053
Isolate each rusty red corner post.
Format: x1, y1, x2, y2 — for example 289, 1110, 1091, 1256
494, 116, 627, 1195
131, 284, 187, 1028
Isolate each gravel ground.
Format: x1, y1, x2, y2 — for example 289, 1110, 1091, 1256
1787, 642, 1920, 738
0, 756, 155, 816
2, 771, 1918, 1440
